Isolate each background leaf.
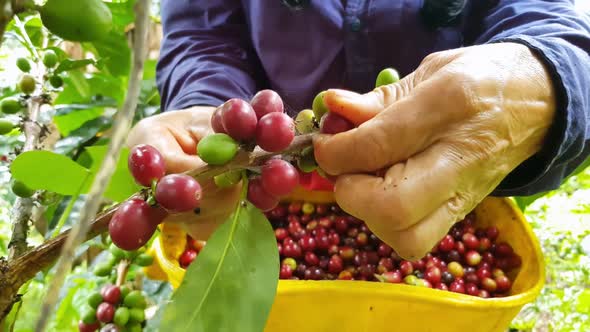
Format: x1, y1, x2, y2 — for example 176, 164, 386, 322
84, 146, 142, 202
10, 151, 89, 195
159, 202, 279, 332
53, 105, 105, 136
54, 59, 97, 74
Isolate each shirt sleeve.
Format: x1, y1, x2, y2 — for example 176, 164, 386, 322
156, 0, 264, 111
465, 0, 590, 196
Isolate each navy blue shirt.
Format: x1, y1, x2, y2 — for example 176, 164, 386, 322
156, 0, 590, 197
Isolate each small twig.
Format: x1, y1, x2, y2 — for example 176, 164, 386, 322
116, 260, 130, 287
34, 2, 151, 331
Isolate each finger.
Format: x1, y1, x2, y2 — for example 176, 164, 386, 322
323, 73, 415, 126
314, 71, 471, 175
383, 197, 473, 261
333, 143, 459, 233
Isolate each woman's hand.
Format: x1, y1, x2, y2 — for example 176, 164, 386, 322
313, 43, 556, 260
127, 107, 242, 240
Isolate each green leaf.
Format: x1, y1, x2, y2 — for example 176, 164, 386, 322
159, 201, 279, 332
88, 30, 131, 77
11, 151, 90, 195
513, 191, 547, 212
54, 59, 97, 74
106, 1, 136, 28
53, 117, 112, 156
84, 146, 142, 202
576, 289, 590, 313
24, 16, 44, 48
53, 106, 105, 136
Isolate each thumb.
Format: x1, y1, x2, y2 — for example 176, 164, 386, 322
323, 73, 415, 126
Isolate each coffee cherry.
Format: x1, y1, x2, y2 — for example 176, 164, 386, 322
108, 198, 160, 251
19, 74, 36, 94
449, 281, 465, 294
399, 260, 414, 276
247, 178, 279, 211
128, 307, 146, 323
81, 306, 98, 324
78, 321, 100, 332
479, 237, 491, 252
375, 68, 400, 87
438, 235, 455, 252
43, 50, 59, 68
441, 271, 455, 285
155, 174, 202, 212
283, 242, 302, 259
220, 98, 258, 141
338, 270, 354, 280
210, 106, 226, 134
312, 91, 329, 120
260, 159, 299, 197
481, 277, 497, 292
455, 241, 466, 255
462, 233, 479, 250
134, 253, 154, 267
295, 109, 315, 134
214, 170, 242, 188
88, 292, 103, 308
179, 249, 197, 268
465, 250, 482, 266
124, 291, 147, 309
100, 285, 121, 304
425, 266, 442, 285
339, 246, 355, 261
120, 286, 131, 300
486, 226, 499, 241
304, 251, 320, 266
476, 267, 491, 280
328, 255, 344, 274
11, 179, 35, 198
282, 257, 297, 270
256, 112, 295, 152
404, 275, 419, 285
381, 270, 402, 283
1, 97, 23, 114
299, 235, 316, 252
465, 283, 479, 296
447, 262, 464, 278
128, 144, 166, 187
495, 275, 512, 293
96, 302, 115, 323
275, 228, 288, 241
197, 133, 239, 165
250, 89, 284, 119
49, 75, 63, 88
280, 264, 293, 279
113, 307, 130, 326
478, 289, 490, 298
16, 57, 31, 72
126, 324, 142, 332
297, 146, 318, 173
320, 112, 355, 134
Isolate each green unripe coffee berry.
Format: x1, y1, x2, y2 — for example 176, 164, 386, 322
1, 97, 23, 114
81, 306, 98, 324
123, 291, 147, 309
213, 170, 242, 188
375, 68, 400, 87
93, 262, 113, 277
295, 109, 315, 134
11, 179, 35, 198
88, 292, 103, 308
43, 50, 58, 68
0, 119, 15, 135
120, 285, 131, 300
109, 243, 126, 260
312, 91, 329, 120
134, 253, 154, 267
49, 75, 63, 88
16, 58, 31, 72
297, 146, 318, 173
196, 133, 239, 165
128, 307, 145, 323
113, 307, 130, 326
126, 323, 142, 332
19, 74, 36, 94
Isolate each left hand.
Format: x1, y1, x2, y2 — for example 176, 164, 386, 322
313, 43, 556, 260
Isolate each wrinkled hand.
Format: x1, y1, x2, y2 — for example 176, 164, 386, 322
127, 107, 242, 240
314, 43, 556, 260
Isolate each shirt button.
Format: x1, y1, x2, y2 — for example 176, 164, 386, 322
350, 18, 361, 32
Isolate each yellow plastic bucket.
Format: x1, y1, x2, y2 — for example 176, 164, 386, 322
145, 188, 544, 332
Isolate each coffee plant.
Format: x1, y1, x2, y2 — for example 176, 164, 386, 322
0, 1, 587, 332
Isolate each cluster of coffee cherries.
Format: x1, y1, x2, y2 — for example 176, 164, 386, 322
266, 201, 521, 298
81, 243, 153, 332
78, 284, 148, 332
108, 144, 203, 251
178, 236, 207, 268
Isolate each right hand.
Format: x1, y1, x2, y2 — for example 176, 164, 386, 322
126, 107, 242, 240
